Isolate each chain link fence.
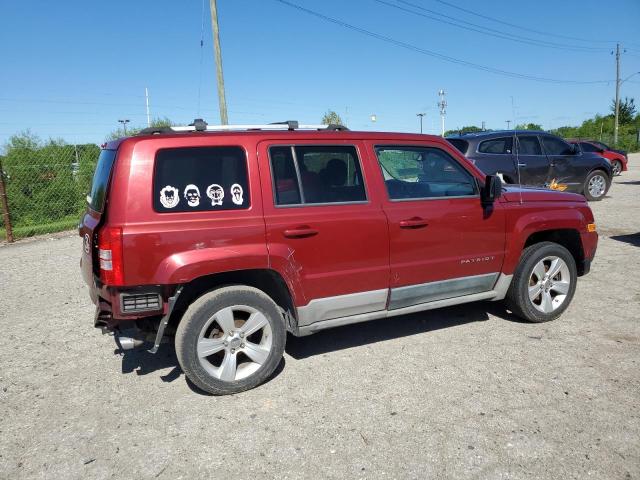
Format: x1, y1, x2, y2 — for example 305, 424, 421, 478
0, 139, 99, 242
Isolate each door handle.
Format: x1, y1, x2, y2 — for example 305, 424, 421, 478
517, 163, 527, 167
399, 217, 429, 229
283, 227, 319, 238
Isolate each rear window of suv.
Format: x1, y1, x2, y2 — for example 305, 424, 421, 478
478, 137, 512, 154
153, 146, 250, 212
88, 149, 116, 212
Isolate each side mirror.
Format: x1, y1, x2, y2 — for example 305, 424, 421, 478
481, 175, 502, 206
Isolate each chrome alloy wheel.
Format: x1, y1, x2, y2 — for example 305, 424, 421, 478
197, 305, 273, 382
528, 256, 571, 313
587, 174, 607, 198
612, 161, 622, 176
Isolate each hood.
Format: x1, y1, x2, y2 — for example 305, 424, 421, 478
501, 185, 585, 203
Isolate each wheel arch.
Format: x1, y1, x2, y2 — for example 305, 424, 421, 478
523, 229, 587, 276
168, 269, 298, 333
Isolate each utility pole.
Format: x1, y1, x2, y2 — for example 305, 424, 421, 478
438, 89, 447, 137
0, 159, 14, 243
416, 113, 426, 133
209, 0, 229, 125
614, 43, 621, 145
506, 120, 511, 129
481, 121, 486, 131
145, 87, 151, 127
118, 119, 130, 135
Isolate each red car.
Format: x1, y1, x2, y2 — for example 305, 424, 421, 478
80, 120, 598, 394
569, 139, 628, 176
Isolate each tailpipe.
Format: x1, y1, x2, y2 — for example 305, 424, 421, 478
115, 335, 145, 351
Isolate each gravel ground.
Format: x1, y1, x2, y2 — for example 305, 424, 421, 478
1, 155, 639, 480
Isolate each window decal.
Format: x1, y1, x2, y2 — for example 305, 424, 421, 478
159, 185, 180, 209
230, 183, 244, 205
184, 184, 201, 207
206, 184, 225, 206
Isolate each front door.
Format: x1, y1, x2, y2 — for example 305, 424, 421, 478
514, 134, 551, 186
368, 142, 505, 310
257, 140, 390, 324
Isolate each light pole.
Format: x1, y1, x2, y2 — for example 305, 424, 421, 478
438, 90, 447, 137
416, 113, 426, 133
505, 120, 511, 129
118, 119, 130, 135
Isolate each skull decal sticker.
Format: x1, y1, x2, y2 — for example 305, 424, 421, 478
206, 184, 225, 206
184, 184, 201, 207
159, 185, 180, 209
230, 183, 244, 206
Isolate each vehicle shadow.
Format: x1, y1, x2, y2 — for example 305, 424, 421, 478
116, 340, 286, 395
286, 301, 521, 359
616, 180, 640, 185
610, 232, 640, 247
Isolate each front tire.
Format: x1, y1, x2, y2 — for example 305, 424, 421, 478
505, 242, 577, 323
582, 170, 610, 201
175, 286, 286, 395
611, 160, 623, 176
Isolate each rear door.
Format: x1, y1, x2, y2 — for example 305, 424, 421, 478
79, 148, 117, 287
514, 135, 550, 186
257, 140, 389, 323
368, 141, 505, 310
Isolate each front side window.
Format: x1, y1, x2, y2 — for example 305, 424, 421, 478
153, 146, 250, 212
580, 142, 598, 153
541, 136, 573, 156
376, 146, 477, 200
269, 145, 366, 205
516, 136, 543, 155
478, 137, 513, 154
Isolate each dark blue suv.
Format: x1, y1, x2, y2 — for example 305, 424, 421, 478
446, 131, 612, 201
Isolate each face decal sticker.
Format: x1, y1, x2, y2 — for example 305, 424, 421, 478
206, 184, 225, 206
159, 185, 180, 209
230, 183, 244, 205
184, 184, 201, 207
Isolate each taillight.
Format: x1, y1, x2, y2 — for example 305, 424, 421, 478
98, 226, 124, 286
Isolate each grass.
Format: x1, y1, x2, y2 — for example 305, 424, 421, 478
0, 215, 79, 242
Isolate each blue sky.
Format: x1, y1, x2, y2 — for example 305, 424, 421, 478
1, 0, 639, 146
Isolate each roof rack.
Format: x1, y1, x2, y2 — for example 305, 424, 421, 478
138, 119, 349, 135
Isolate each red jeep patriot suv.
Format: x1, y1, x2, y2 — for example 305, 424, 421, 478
80, 120, 598, 395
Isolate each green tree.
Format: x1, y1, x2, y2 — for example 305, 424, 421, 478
515, 123, 543, 130
321, 110, 345, 126
444, 125, 483, 136
106, 116, 175, 141
611, 97, 636, 125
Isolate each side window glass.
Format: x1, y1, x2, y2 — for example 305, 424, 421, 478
580, 142, 597, 153
269, 145, 367, 206
478, 137, 512, 154
517, 136, 543, 155
376, 146, 477, 200
270, 146, 301, 205
542, 136, 573, 155
153, 146, 250, 212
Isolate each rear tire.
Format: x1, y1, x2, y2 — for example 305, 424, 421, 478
582, 170, 610, 201
505, 242, 577, 323
175, 286, 286, 395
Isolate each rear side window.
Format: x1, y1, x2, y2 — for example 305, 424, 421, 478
447, 139, 469, 154
517, 136, 543, 155
376, 146, 477, 199
153, 146, 250, 212
269, 145, 366, 205
88, 149, 116, 212
478, 137, 513, 154
541, 136, 573, 156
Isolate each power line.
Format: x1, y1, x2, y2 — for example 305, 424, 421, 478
273, 0, 612, 85
433, 0, 625, 46
377, 0, 607, 52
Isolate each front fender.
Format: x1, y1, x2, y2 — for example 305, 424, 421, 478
503, 204, 588, 274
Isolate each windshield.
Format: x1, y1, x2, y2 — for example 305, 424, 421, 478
87, 149, 116, 213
